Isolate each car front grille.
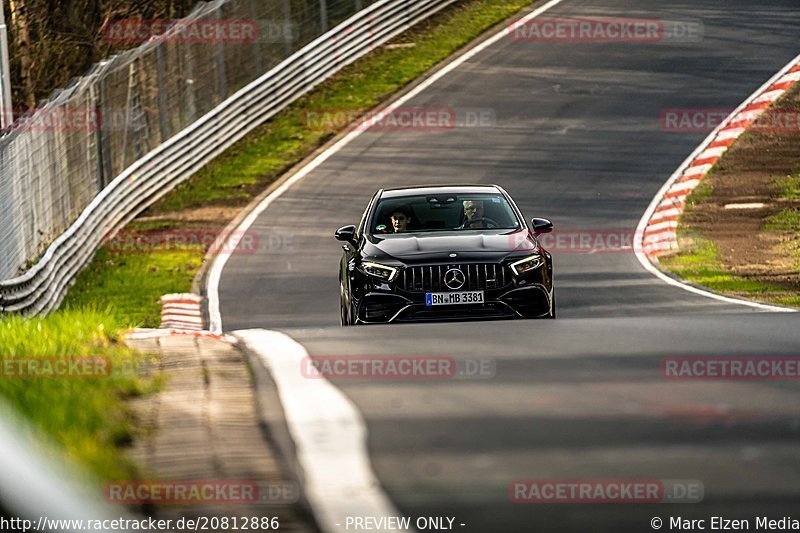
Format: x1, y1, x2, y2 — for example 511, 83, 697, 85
399, 264, 510, 292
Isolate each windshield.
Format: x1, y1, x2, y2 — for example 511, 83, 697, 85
370, 192, 521, 234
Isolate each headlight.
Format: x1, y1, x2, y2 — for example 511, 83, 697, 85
358, 261, 398, 282
509, 254, 543, 276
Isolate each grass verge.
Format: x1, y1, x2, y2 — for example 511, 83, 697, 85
660, 171, 800, 308
774, 172, 800, 200
660, 235, 800, 306
0, 309, 160, 480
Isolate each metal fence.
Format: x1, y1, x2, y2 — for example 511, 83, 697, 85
0, 0, 379, 281
0, 0, 456, 313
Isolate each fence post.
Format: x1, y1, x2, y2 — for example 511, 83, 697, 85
155, 45, 170, 142
183, 41, 197, 125
0, 0, 13, 129
249, 0, 262, 76
98, 73, 113, 185
282, 0, 293, 56
319, 0, 329, 32
215, 11, 228, 103
88, 82, 105, 196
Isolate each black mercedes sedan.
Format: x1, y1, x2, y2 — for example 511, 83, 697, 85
335, 185, 555, 325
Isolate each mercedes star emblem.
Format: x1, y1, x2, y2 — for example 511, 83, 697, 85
444, 268, 466, 290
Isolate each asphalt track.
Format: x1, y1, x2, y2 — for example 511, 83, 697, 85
217, 0, 800, 531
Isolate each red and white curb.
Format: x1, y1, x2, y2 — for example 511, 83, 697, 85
641, 60, 800, 257
123, 293, 237, 343
150, 293, 237, 344
125, 293, 237, 344
160, 293, 203, 330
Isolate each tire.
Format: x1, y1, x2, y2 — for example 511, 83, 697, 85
340, 302, 351, 326
339, 269, 351, 326
548, 291, 556, 319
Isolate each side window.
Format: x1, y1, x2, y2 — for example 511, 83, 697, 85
357, 192, 379, 236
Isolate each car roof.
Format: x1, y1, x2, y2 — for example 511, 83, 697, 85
379, 184, 503, 198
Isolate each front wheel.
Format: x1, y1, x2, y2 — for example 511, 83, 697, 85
340, 302, 351, 326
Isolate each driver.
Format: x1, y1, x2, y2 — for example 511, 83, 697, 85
390, 205, 413, 233
461, 199, 486, 229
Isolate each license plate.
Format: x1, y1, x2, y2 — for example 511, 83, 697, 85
425, 291, 484, 306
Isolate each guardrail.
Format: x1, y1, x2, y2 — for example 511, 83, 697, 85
0, 0, 456, 314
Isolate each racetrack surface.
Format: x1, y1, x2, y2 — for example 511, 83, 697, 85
274, 315, 800, 531
220, 0, 800, 329
217, 0, 800, 530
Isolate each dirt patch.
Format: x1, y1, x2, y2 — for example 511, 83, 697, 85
681, 84, 800, 290
138, 206, 243, 226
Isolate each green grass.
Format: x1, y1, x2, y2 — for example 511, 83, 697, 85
63, 239, 203, 328
685, 178, 714, 207
664, 192, 800, 306
773, 173, 800, 200
660, 236, 800, 306
0, 309, 159, 480
764, 208, 800, 232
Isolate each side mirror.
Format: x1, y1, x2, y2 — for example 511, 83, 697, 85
335, 225, 357, 244
531, 218, 553, 234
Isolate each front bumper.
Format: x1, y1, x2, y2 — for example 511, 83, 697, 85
354, 283, 553, 324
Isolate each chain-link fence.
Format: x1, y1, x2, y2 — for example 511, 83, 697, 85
0, 0, 378, 280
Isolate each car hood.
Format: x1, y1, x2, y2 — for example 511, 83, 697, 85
363, 229, 539, 264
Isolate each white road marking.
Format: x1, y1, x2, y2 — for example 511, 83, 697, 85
235, 329, 414, 533
667, 178, 701, 195
752, 89, 786, 104
783, 71, 800, 82
696, 146, 727, 159
716, 127, 746, 140
649, 207, 682, 222
682, 163, 713, 177
724, 203, 766, 209
646, 220, 678, 233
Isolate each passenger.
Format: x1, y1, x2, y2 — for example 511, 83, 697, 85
461, 200, 486, 228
